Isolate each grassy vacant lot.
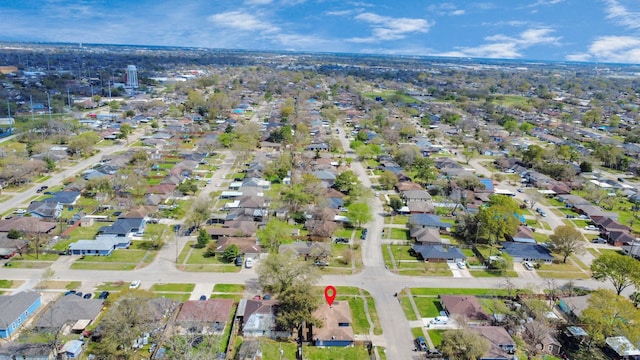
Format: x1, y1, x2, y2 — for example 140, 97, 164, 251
536, 258, 589, 279
53, 223, 102, 250
181, 244, 241, 272
150, 283, 195, 292
389, 228, 410, 240
257, 338, 371, 360
213, 284, 245, 293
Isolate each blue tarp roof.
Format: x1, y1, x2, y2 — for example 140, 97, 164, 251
479, 178, 494, 191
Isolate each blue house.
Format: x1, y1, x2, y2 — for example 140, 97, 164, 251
68, 235, 131, 256
409, 214, 451, 231
43, 191, 81, 205
61, 339, 83, 358
98, 218, 146, 237
0, 291, 42, 339
502, 242, 553, 263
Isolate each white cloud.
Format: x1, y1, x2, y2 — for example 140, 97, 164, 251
603, 0, 640, 30
527, 0, 565, 7
427, 3, 466, 16
208, 11, 279, 33
565, 53, 592, 62
588, 35, 640, 63
436, 27, 560, 59
348, 12, 431, 43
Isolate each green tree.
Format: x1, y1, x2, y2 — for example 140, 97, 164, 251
118, 124, 132, 142
276, 284, 322, 333
334, 170, 361, 195
257, 218, 291, 251
591, 253, 640, 295
378, 170, 398, 190
222, 244, 240, 263
503, 119, 518, 135
549, 225, 585, 263
217, 133, 236, 148
389, 196, 404, 212
256, 252, 319, 295
195, 228, 210, 249
93, 289, 156, 358
581, 289, 640, 345
440, 330, 490, 360
346, 202, 373, 228
477, 195, 520, 245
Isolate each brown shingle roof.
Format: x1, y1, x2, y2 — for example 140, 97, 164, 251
0, 218, 57, 233
176, 299, 234, 323
311, 301, 354, 342
439, 295, 489, 321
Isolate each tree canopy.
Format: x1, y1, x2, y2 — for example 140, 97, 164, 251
591, 253, 640, 295
256, 252, 319, 295
549, 225, 585, 263
581, 288, 640, 345
440, 329, 490, 360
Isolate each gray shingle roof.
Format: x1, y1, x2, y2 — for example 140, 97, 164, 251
0, 291, 40, 328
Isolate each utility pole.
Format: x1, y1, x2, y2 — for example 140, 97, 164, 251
46, 92, 52, 121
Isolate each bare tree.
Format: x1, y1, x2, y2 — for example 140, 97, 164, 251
500, 277, 517, 299
523, 320, 553, 356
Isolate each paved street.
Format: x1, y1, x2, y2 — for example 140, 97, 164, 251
0, 125, 629, 360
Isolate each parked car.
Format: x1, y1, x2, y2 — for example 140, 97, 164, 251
129, 280, 141, 289
585, 225, 598, 231
83, 293, 92, 299
524, 262, 534, 271
314, 260, 329, 267
235, 256, 244, 266
199, 295, 207, 301
456, 261, 466, 269
566, 214, 575, 219
592, 237, 607, 244
65, 290, 77, 296
13, 209, 27, 214
578, 214, 588, 219
415, 336, 428, 351
333, 237, 349, 244
245, 258, 253, 268
98, 291, 110, 299
430, 316, 449, 324
75, 292, 83, 297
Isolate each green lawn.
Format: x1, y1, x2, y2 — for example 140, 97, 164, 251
411, 327, 424, 338
427, 330, 445, 347
71, 262, 136, 270
210, 294, 243, 301
150, 283, 195, 292
0, 280, 13, 288
400, 296, 418, 321
334, 228, 354, 239
258, 338, 371, 360
411, 288, 512, 296
154, 293, 191, 301
390, 216, 409, 225
346, 296, 371, 334
96, 282, 129, 291
213, 284, 245, 293
75, 249, 146, 263
389, 228, 410, 240
470, 270, 518, 278
413, 296, 443, 318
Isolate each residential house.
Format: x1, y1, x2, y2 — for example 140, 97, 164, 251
279, 241, 331, 261
605, 336, 640, 360
410, 227, 444, 244
98, 217, 146, 237
0, 217, 57, 234
68, 235, 131, 256
557, 294, 591, 319
439, 295, 490, 325
0, 342, 53, 359
471, 326, 516, 360
411, 244, 465, 263
502, 242, 554, 263
0, 237, 27, 259
60, 340, 83, 359
311, 301, 354, 347
402, 189, 432, 203
175, 299, 234, 335
237, 299, 289, 339
607, 230, 636, 246
523, 323, 562, 356
35, 296, 104, 331
409, 214, 451, 232
215, 237, 262, 258
508, 226, 536, 244
0, 291, 41, 339
43, 191, 81, 205
26, 201, 63, 219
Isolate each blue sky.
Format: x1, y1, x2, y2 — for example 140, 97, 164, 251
1, 0, 640, 63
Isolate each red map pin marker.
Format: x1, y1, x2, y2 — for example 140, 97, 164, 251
324, 285, 337, 307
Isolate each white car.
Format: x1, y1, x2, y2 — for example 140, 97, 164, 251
245, 258, 253, 268
129, 280, 141, 289
585, 225, 598, 231
456, 262, 466, 269
13, 209, 27, 214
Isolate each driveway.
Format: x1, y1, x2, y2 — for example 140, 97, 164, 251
447, 263, 471, 278
513, 262, 538, 279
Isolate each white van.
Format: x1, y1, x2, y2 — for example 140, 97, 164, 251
431, 316, 449, 324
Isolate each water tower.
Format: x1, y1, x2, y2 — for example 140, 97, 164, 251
126, 65, 138, 89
